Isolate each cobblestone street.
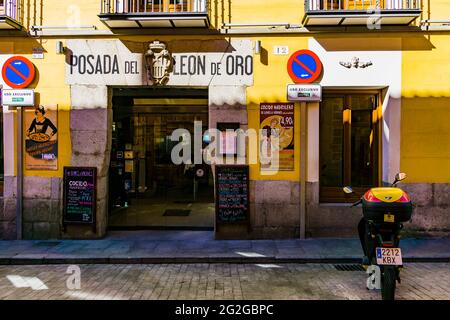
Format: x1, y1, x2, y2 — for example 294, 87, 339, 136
0, 263, 448, 300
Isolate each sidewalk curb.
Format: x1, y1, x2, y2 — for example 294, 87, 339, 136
0, 257, 449, 265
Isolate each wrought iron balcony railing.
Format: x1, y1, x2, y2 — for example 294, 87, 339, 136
306, 0, 421, 11
303, 0, 422, 26
99, 0, 209, 28
101, 0, 207, 15
0, 0, 23, 29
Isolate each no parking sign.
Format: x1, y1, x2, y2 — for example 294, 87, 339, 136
287, 50, 322, 84
2, 56, 36, 89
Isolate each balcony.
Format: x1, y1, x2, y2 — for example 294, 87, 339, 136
99, 0, 210, 29
0, 0, 23, 30
303, 0, 422, 26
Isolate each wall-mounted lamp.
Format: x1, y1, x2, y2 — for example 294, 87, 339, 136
56, 41, 66, 54
254, 40, 262, 55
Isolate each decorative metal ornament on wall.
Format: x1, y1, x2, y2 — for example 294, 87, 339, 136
339, 57, 373, 69
145, 41, 174, 85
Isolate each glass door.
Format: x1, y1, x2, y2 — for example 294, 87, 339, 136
109, 104, 214, 228
320, 92, 380, 202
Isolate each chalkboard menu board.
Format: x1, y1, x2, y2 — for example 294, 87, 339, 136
63, 167, 97, 225
215, 165, 249, 224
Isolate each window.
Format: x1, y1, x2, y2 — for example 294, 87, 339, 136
319, 92, 381, 203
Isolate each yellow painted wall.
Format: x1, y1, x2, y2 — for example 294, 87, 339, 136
28, 0, 306, 31
2, 0, 450, 185
210, 0, 304, 28
402, 0, 450, 183
0, 38, 72, 178
421, 0, 450, 22
247, 36, 308, 182
20, 0, 450, 31
401, 35, 450, 183
19, 0, 109, 31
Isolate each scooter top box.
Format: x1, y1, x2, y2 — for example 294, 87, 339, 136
362, 187, 413, 223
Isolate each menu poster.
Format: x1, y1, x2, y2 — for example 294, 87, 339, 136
260, 103, 295, 171
63, 167, 97, 225
25, 105, 58, 170
215, 165, 249, 224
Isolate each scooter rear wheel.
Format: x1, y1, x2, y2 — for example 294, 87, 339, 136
381, 266, 396, 300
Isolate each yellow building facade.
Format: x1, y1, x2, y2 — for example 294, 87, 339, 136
0, 0, 449, 239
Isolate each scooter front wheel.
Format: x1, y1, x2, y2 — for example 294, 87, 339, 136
381, 266, 396, 300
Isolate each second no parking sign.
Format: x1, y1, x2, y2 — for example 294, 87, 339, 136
287, 50, 322, 84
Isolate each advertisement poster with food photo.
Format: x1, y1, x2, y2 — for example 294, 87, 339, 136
25, 105, 58, 170
260, 103, 295, 171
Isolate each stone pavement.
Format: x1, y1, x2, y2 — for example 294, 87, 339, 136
0, 231, 449, 265
0, 263, 449, 300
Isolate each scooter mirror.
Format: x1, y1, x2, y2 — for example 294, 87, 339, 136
343, 186, 353, 194
395, 173, 407, 182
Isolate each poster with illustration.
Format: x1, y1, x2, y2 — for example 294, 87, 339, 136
260, 103, 295, 171
25, 105, 58, 170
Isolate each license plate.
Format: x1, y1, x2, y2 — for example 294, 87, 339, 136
376, 247, 403, 265
384, 214, 395, 223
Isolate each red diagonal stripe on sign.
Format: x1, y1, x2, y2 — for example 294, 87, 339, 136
7, 63, 28, 81
293, 56, 315, 75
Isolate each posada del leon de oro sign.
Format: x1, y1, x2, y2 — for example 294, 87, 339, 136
65, 39, 253, 87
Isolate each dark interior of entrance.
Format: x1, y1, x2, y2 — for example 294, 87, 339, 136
108, 87, 214, 230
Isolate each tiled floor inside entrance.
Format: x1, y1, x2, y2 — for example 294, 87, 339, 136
108, 197, 215, 229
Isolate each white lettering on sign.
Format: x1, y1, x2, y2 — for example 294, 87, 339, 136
287, 84, 322, 102
1, 89, 35, 106
69, 181, 88, 187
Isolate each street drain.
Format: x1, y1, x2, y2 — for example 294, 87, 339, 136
334, 264, 366, 272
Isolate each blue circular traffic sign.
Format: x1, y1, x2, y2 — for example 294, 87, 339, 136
287, 50, 322, 83
2, 56, 36, 89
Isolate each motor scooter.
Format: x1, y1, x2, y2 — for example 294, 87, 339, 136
343, 173, 414, 300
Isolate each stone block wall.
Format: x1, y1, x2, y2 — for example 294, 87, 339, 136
250, 180, 301, 239
63, 85, 112, 239
0, 176, 62, 240
210, 85, 249, 239
305, 182, 450, 237
22, 177, 62, 239
306, 182, 361, 237
399, 183, 450, 237
0, 176, 17, 239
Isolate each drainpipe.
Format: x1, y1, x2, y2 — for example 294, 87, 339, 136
16, 107, 23, 240
300, 102, 307, 239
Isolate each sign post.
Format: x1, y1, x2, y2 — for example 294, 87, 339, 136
16, 107, 23, 239
1, 56, 36, 239
299, 102, 307, 239
286, 50, 323, 239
